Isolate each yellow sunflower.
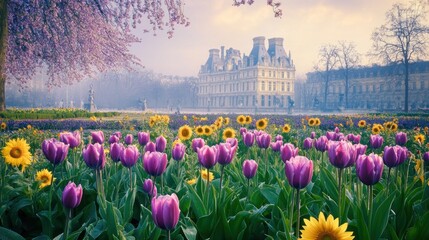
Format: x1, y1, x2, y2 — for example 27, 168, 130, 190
1, 122, 6, 130
214, 120, 222, 129
1, 138, 32, 171
222, 127, 236, 140
183, 115, 188, 121
308, 118, 316, 127
256, 118, 268, 130
237, 115, 246, 125
201, 169, 214, 182
300, 212, 355, 240
384, 121, 393, 130
223, 117, 230, 125
149, 117, 156, 128
35, 169, 54, 189
372, 125, 381, 135
390, 123, 398, 132
90, 116, 97, 122
27, 124, 32, 129
315, 118, 321, 126
203, 125, 213, 136
414, 134, 426, 144
282, 124, 291, 133
195, 125, 204, 136
245, 115, 253, 124
358, 120, 366, 128
178, 125, 193, 141
186, 178, 197, 185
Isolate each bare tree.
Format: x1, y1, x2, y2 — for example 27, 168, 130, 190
337, 41, 360, 109
370, 0, 429, 112
315, 44, 339, 111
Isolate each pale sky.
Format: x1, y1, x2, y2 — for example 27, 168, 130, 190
131, 0, 416, 79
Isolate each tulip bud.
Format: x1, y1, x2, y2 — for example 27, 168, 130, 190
327, 140, 356, 168
315, 136, 328, 152
242, 132, 255, 147
191, 138, 205, 152
383, 145, 408, 168
256, 133, 271, 149
62, 182, 83, 209
356, 153, 384, 186
285, 156, 313, 189
424, 152, 429, 162
171, 143, 186, 161
242, 159, 258, 179
42, 138, 69, 165
125, 134, 133, 145
91, 131, 105, 144
280, 143, 299, 163
303, 138, 313, 150
270, 140, 283, 152
138, 132, 150, 146
197, 145, 218, 169
120, 145, 139, 168
83, 143, 106, 170
145, 141, 156, 153
59, 131, 81, 149
395, 132, 407, 146
143, 151, 168, 176
151, 193, 180, 230
110, 142, 124, 162
226, 138, 238, 148
217, 143, 237, 165
108, 134, 120, 144
155, 136, 167, 152
369, 134, 384, 149
142, 178, 157, 198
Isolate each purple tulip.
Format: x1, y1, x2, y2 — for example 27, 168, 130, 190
171, 143, 186, 161
91, 131, 105, 144
280, 143, 299, 163
383, 145, 408, 168
113, 131, 122, 139
217, 143, 237, 165
310, 132, 316, 139
125, 134, 133, 145
142, 179, 157, 197
256, 133, 271, 149
143, 151, 168, 177
120, 145, 140, 168
285, 156, 314, 189
270, 140, 283, 152
334, 127, 340, 133
242, 159, 258, 179
424, 152, 429, 162
327, 140, 356, 168
356, 153, 384, 186
155, 136, 167, 152
326, 131, 336, 141
239, 127, 247, 136
59, 131, 81, 149
354, 143, 367, 156
369, 134, 384, 149
395, 132, 407, 146
242, 131, 255, 147
303, 138, 313, 150
82, 143, 106, 170
138, 132, 150, 146
275, 135, 283, 141
315, 136, 328, 152
226, 138, 238, 148
197, 145, 218, 169
42, 138, 69, 165
110, 142, 124, 162
191, 138, 205, 152
108, 134, 120, 144
347, 134, 361, 144
62, 182, 83, 209
145, 142, 156, 153
151, 193, 180, 230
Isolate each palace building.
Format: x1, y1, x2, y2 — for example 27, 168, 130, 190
197, 36, 296, 112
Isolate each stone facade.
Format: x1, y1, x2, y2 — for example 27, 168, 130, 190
302, 61, 429, 111
197, 36, 296, 112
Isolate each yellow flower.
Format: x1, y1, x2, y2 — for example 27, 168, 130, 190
372, 125, 380, 135
282, 124, 291, 133
390, 123, 398, 132
195, 125, 204, 136
200, 169, 214, 182
187, 178, 197, 185
183, 115, 188, 121
90, 116, 97, 121
27, 124, 32, 129
1, 138, 32, 171
237, 115, 246, 125
203, 125, 213, 136
223, 117, 230, 125
1, 122, 6, 130
358, 120, 366, 128
214, 120, 223, 129
35, 169, 54, 189
129, 126, 135, 131
245, 115, 253, 124
300, 212, 355, 240
314, 118, 321, 126
256, 118, 268, 130
222, 127, 236, 140
414, 134, 426, 144
178, 125, 193, 141
149, 117, 156, 128
308, 118, 316, 127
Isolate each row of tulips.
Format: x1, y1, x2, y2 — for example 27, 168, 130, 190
1, 114, 429, 239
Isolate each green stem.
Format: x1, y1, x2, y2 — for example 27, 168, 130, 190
220, 165, 225, 192
295, 188, 301, 239
338, 168, 343, 221
386, 167, 391, 196
206, 168, 210, 205
168, 230, 171, 240
64, 208, 72, 240
264, 149, 268, 176
290, 189, 295, 235
405, 159, 411, 191
368, 185, 373, 227
247, 178, 250, 202
49, 164, 56, 236
129, 167, 133, 191
151, 176, 156, 198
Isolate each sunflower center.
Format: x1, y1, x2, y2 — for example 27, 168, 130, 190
319, 233, 334, 240
41, 175, 50, 183
10, 147, 22, 158
182, 129, 190, 137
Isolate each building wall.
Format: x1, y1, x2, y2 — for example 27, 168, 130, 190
197, 36, 296, 112
302, 61, 429, 111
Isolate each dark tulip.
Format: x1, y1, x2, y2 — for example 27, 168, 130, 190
217, 143, 237, 165
191, 138, 205, 152
142, 179, 157, 197
138, 132, 150, 146
315, 136, 328, 152
303, 138, 313, 150
171, 142, 186, 161
327, 140, 356, 168
310, 132, 316, 139
110, 142, 124, 162
62, 182, 83, 209
155, 136, 167, 152
145, 141, 156, 153
91, 131, 105, 144
280, 143, 299, 163
143, 151, 168, 177
356, 153, 384, 186
369, 134, 384, 149
383, 145, 408, 168
83, 143, 106, 170
242, 131, 255, 147
395, 132, 407, 146
120, 145, 139, 168
125, 134, 133, 145
285, 156, 314, 189
256, 133, 271, 149
424, 152, 429, 162
270, 140, 283, 152
42, 138, 69, 165
242, 159, 258, 179
59, 131, 81, 149
151, 193, 180, 230
197, 145, 218, 169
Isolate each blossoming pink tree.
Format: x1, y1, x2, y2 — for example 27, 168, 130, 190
0, 0, 281, 111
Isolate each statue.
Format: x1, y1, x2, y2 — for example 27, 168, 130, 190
87, 84, 96, 112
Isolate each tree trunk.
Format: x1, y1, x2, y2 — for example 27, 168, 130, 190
404, 60, 409, 112
0, 0, 7, 112
345, 69, 349, 109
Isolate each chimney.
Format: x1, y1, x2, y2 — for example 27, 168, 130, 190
221, 46, 225, 61
249, 36, 270, 66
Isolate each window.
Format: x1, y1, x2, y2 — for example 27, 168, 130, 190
268, 96, 271, 106
287, 82, 290, 92
281, 82, 285, 91
261, 95, 265, 106
261, 81, 266, 91
262, 70, 265, 77
282, 72, 285, 78
268, 82, 272, 91
287, 72, 290, 79
273, 82, 276, 91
